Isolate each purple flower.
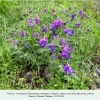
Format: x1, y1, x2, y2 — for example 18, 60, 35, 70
43, 26, 48, 32
79, 10, 86, 19
62, 45, 72, 59
48, 44, 56, 53
24, 43, 29, 49
35, 16, 40, 24
44, 8, 48, 13
29, 18, 34, 27
50, 18, 64, 31
76, 22, 82, 28
64, 45, 72, 53
71, 30, 75, 35
62, 38, 67, 47
39, 36, 48, 49
82, 13, 86, 19
50, 26, 55, 32
66, 10, 69, 12
33, 33, 39, 38
96, 68, 100, 73
62, 51, 71, 59
71, 14, 76, 20
21, 30, 26, 38
64, 28, 75, 36
63, 63, 75, 76
79, 10, 83, 15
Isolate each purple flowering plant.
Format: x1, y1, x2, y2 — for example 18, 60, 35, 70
39, 36, 48, 49
63, 63, 75, 75
28, 18, 34, 27
62, 38, 67, 47
42, 25, 48, 32
6, 1, 98, 89
21, 30, 26, 38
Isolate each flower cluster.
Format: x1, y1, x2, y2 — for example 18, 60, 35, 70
79, 10, 86, 19
35, 16, 40, 24
29, 18, 34, 27
62, 38, 67, 47
9, 7, 80, 76
48, 44, 56, 53
71, 13, 76, 20
62, 45, 72, 59
64, 28, 75, 36
21, 30, 26, 38
76, 22, 82, 28
43, 25, 48, 32
33, 33, 39, 38
50, 18, 64, 31
63, 63, 75, 76
44, 8, 48, 13
39, 36, 48, 49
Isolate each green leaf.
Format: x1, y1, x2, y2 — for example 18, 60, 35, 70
63, 1, 70, 8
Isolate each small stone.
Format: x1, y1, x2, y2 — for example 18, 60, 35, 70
24, 71, 33, 82
43, 67, 54, 81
